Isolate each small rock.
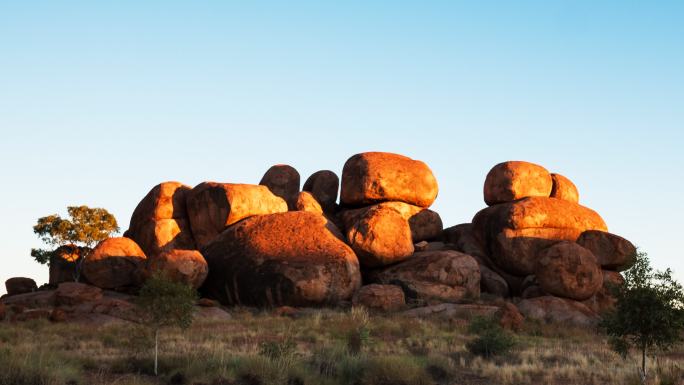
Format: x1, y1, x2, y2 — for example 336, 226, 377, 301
5, 277, 37, 296
496, 302, 524, 331
352, 284, 405, 312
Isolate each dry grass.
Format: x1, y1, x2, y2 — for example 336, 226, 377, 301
0, 308, 682, 385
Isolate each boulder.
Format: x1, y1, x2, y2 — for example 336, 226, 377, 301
520, 275, 547, 299
550, 173, 579, 203
517, 296, 599, 326
340, 201, 443, 243
5, 277, 37, 296
49, 244, 88, 284
55, 282, 103, 306
201, 211, 361, 307
483, 161, 553, 206
496, 302, 524, 331
259, 164, 301, 210
125, 182, 196, 257
352, 284, 405, 312
343, 205, 414, 267
294, 191, 323, 214
442, 223, 487, 259
0, 291, 55, 308
414, 241, 448, 252
582, 270, 624, 314
340, 152, 438, 208
0, 302, 5, 320
147, 249, 208, 289
472, 197, 608, 275
82, 237, 147, 290
303, 170, 339, 213
367, 250, 480, 303
535, 242, 603, 301
186, 182, 288, 248
576, 230, 637, 271
50, 308, 68, 323
479, 264, 509, 297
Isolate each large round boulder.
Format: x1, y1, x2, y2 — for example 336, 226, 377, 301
517, 296, 599, 326
367, 250, 480, 303
259, 164, 301, 210
550, 173, 579, 203
483, 161, 553, 206
147, 249, 209, 289
82, 237, 147, 289
201, 211, 361, 307
303, 170, 339, 213
535, 241, 603, 300
472, 197, 607, 276
442, 223, 487, 259
125, 182, 196, 257
343, 205, 414, 267
352, 284, 406, 312
340, 152, 438, 208
576, 230, 636, 271
582, 270, 624, 314
340, 201, 442, 244
5, 277, 37, 296
186, 182, 288, 248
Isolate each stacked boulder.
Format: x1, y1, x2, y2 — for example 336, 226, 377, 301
446, 160, 636, 324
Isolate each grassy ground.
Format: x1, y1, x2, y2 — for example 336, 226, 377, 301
0, 307, 682, 385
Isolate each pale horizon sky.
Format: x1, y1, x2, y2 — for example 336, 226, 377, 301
1, 1, 682, 294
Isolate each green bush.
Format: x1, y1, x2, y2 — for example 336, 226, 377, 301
466, 316, 516, 358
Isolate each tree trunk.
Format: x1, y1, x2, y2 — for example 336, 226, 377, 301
154, 329, 159, 376
640, 345, 646, 385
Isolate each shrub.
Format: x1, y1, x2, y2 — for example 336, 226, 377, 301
466, 316, 516, 358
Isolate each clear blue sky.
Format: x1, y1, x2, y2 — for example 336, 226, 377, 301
1, 1, 682, 294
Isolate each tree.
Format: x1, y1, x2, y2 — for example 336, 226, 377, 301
32, 206, 119, 280
135, 272, 198, 376
601, 251, 684, 384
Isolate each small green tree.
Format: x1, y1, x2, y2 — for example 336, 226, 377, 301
601, 251, 684, 383
32, 206, 119, 281
135, 273, 198, 376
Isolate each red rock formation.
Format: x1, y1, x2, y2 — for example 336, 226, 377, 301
303, 170, 339, 213
186, 182, 288, 248
535, 241, 603, 301
5, 277, 37, 296
517, 295, 599, 326
259, 164, 301, 210
201, 211, 361, 307
146, 249, 208, 289
550, 173, 579, 203
294, 191, 323, 214
352, 284, 406, 312
483, 161, 553, 206
341, 152, 438, 208
577, 230, 637, 271
82, 237, 147, 289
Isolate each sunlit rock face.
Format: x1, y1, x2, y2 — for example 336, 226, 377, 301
146, 249, 208, 289
483, 161, 553, 206
185, 182, 288, 249
340, 152, 438, 208
201, 211, 361, 307
124, 181, 196, 256
294, 191, 323, 214
259, 164, 301, 210
550, 173, 580, 203
82, 237, 147, 290
472, 197, 607, 276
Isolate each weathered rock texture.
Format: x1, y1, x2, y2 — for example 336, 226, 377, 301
535, 242, 603, 300
5, 277, 37, 296
343, 205, 415, 267
147, 249, 208, 289
295, 191, 323, 214
483, 161, 553, 206
201, 211, 361, 307
352, 284, 405, 312
124, 182, 196, 257
186, 182, 288, 248
82, 237, 147, 290
472, 197, 607, 276
259, 164, 301, 210
368, 250, 480, 303
517, 296, 599, 326
341, 152, 438, 208
576, 230, 637, 271
303, 170, 339, 213
550, 173, 579, 203
582, 270, 624, 314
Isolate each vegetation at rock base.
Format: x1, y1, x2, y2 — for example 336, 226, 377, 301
1, 309, 684, 385
601, 251, 684, 384
135, 272, 198, 376
31, 206, 119, 279
465, 316, 516, 358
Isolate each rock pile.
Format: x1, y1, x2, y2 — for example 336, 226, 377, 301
2, 153, 636, 327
